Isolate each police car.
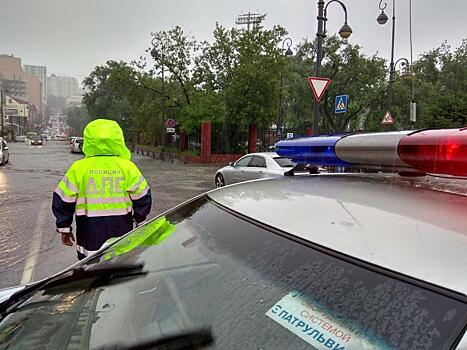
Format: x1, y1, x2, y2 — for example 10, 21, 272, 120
0, 128, 465, 349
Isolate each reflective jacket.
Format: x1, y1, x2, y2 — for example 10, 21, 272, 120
52, 119, 152, 259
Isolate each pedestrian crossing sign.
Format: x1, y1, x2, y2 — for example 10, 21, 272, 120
381, 111, 394, 125
335, 95, 348, 114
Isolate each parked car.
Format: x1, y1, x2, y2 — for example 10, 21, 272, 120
70, 137, 84, 153
54, 134, 68, 141
214, 152, 296, 187
15, 135, 27, 142
0, 138, 9, 165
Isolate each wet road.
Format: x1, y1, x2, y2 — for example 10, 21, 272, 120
0, 141, 218, 289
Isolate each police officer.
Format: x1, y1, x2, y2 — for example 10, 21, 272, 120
52, 119, 152, 260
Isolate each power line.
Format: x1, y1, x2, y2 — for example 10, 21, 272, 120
235, 12, 264, 31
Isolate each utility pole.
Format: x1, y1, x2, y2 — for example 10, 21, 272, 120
236, 12, 263, 31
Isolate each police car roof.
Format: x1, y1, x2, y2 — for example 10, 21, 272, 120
207, 174, 467, 294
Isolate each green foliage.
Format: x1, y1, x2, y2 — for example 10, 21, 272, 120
409, 40, 467, 128
82, 23, 466, 149
65, 105, 90, 135
194, 20, 288, 151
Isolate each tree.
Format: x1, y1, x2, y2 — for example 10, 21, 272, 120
65, 106, 90, 135
194, 20, 288, 152
82, 60, 168, 143
407, 40, 467, 128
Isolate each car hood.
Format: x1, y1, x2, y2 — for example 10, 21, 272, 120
208, 175, 467, 294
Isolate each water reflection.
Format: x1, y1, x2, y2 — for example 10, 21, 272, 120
0, 171, 7, 195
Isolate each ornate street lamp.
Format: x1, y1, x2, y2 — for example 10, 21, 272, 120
278, 38, 293, 137
376, 0, 410, 118
313, 0, 352, 135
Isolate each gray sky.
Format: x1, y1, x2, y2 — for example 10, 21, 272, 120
1, 0, 466, 84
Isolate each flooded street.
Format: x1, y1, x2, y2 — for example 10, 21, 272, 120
0, 141, 217, 288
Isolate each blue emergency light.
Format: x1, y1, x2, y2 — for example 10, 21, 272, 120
275, 135, 351, 167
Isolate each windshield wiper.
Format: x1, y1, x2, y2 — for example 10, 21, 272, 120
95, 328, 214, 350
0, 263, 146, 317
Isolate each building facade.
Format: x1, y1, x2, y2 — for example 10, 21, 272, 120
24, 65, 47, 105
3, 95, 37, 135
0, 54, 43, 116
48, 74, 80, 98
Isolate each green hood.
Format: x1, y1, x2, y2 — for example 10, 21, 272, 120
82, 119, 131, 160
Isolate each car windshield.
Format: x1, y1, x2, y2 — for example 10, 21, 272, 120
1, 196, 465, 349
274, 156, 295, 168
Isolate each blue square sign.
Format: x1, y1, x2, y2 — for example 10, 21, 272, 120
335, 95, 348, 114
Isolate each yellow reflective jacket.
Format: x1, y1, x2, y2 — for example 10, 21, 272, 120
52, 119, 152, 259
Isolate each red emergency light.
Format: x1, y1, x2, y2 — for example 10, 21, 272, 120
398, 128, 467, 177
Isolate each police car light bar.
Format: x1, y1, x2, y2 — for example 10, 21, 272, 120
275, 135, 351, 167
275, 128, 467, 177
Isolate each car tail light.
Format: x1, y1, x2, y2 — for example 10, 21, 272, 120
398, 128, 467, 176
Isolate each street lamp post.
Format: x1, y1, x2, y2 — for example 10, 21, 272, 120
377, 0, 410, 116
278, 38, 293, 137
313, 0, 352, 136
0, 86, 4, 138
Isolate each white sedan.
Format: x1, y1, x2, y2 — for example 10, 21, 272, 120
214, 152, 296, 187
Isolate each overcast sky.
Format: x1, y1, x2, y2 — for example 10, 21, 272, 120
1, 0, 466, 83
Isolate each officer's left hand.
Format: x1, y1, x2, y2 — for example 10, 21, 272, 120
61, 233, 75, 246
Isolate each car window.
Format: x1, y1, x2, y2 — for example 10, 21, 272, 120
235, 156, 253, 167
101, 198, 467, 350
249, 156, 266, 168
274, 157, 295, 168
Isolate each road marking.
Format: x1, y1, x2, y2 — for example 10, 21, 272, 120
20, 202, 48, 285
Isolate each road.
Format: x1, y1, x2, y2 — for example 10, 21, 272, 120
0, 141, 218, 289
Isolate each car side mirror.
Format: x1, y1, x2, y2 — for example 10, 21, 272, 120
229, 162, 235, 167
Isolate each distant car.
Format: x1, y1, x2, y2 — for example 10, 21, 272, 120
70, 137, 84, 153
214, 152, 296, 188
30, 136, 44, 146
15, 135, 27, 142
54, 134, 68, 141
0, 137, 9, 165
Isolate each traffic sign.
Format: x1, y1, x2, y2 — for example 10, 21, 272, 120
308, 77, 331, 102
165, 118, 175, 128
381, 111, 394, 125
166, 127, 175, 133
335, 95, 348, 114
286, 132, 294, 139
